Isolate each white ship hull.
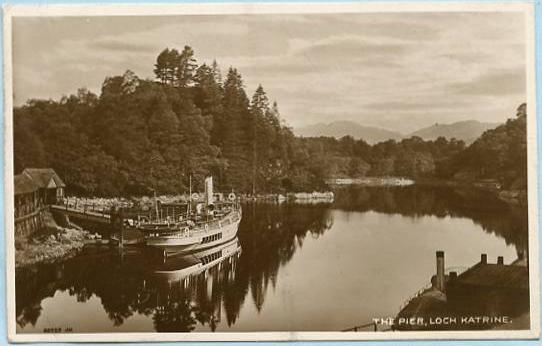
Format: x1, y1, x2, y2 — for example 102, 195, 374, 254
145, 210, 241, 254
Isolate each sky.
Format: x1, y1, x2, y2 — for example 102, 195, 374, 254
12, 12, 527, 133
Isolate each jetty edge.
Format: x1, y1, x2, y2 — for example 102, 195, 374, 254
393, 251, 529, 331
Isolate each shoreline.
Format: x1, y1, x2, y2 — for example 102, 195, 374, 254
329, 177, 527, 207
15, 227, 89, 269
16, 182, 525, 268
414, 178, 527, 207
14, 209, 102, 269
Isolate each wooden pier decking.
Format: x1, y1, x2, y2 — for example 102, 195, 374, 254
394, 252, 530, 331
51, 204, 146, 246
51, 204, 111, 224
450, 261, 529, 291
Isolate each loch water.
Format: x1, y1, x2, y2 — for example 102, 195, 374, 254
16, 186, 528, 333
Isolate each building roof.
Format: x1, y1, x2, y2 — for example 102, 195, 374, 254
22, 168, 66, 189
14, 174, 39, 195
455, 263, 529, 290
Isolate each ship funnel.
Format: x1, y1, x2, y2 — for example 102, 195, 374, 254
205, 176, 214, 206
436, 251, 445, 292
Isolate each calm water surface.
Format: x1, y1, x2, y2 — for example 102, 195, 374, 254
16, 186, 528, 332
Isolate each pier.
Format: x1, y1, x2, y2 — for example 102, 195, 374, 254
51, 204, 111, 224
394, 251, 529, 331
50, 204, 145, 245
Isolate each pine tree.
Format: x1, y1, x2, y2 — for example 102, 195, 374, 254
154, 48, 179, 85
194, 63, 223, 118
175, 46, 197, 87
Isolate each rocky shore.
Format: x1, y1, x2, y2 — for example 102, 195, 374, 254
14, 210, 95, 269
15, 227, 90, 268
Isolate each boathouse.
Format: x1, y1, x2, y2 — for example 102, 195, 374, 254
14, 173, 42, 237
14, 168, 66, 237
21, 168, 65, 204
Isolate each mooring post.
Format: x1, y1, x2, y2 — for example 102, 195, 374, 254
481, 253, 487, 264
119, 208, 124, 249
449, 271, 457, 281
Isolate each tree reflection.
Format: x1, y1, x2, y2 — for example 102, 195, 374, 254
333, 186, 528, 253
15, 187, 527, 332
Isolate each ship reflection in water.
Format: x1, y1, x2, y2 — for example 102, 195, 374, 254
151, 239, 242, 332
16, 238, 244, 333
16, 186, 528, 332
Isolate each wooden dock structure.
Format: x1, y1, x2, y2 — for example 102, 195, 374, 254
51, 204, 146, 244
445, 254, 529, 323
449, 257, 528, 291
395, 252, 530, 331
51, 204, 112, 224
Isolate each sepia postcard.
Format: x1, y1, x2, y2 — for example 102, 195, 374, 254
3, 1, 540, 342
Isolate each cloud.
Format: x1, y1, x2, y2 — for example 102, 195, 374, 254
449, 68, 526, 96
89, 39, 156, 54
294, 36, 406, 60
12, 12, 528, 133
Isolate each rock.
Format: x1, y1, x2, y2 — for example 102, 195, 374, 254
15, 227, 88, 268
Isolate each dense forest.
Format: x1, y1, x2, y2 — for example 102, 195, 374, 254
13, 46, 528, 196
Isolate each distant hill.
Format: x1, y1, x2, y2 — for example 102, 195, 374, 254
409, 120, 501, 144
294, 121, 403, 144
295, 120, 501, 145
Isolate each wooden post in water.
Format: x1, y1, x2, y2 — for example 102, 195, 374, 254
119, 208, 124, 249
111, 206, 124, 248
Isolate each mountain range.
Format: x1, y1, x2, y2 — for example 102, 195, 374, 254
294, 120, 500, 145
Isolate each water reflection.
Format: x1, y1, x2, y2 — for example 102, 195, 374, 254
333, 186, 528, 257
16, 203, 334, 332
16, 241, 242, 332
152, 239, 242, 332
15, 186, 527, 332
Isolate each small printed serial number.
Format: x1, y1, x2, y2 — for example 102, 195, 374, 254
43, 327, 73, 333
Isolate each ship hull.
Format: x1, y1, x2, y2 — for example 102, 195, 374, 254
145, 211, 241, 254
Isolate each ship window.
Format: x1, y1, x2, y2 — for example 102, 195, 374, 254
201, 232, 222, 244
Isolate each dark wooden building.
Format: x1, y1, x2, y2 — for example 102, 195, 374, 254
14, 168, 66, 237
22, 168, 65, 205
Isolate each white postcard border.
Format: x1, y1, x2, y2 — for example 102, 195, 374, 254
3, 1, 540, 342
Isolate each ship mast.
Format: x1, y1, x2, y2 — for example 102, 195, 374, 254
154, 189, 159, 222
188, 174, 192, 215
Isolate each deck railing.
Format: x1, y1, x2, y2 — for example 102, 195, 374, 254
342, 322, 378, 332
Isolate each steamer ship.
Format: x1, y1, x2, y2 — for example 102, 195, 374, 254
139, 176, 242, 254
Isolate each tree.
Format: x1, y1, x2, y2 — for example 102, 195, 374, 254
175, 46, 197, 87
194, 63, 223, 118
449, 103, 527, 189
17, 44, 526, 196
154, 48, 179, 85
